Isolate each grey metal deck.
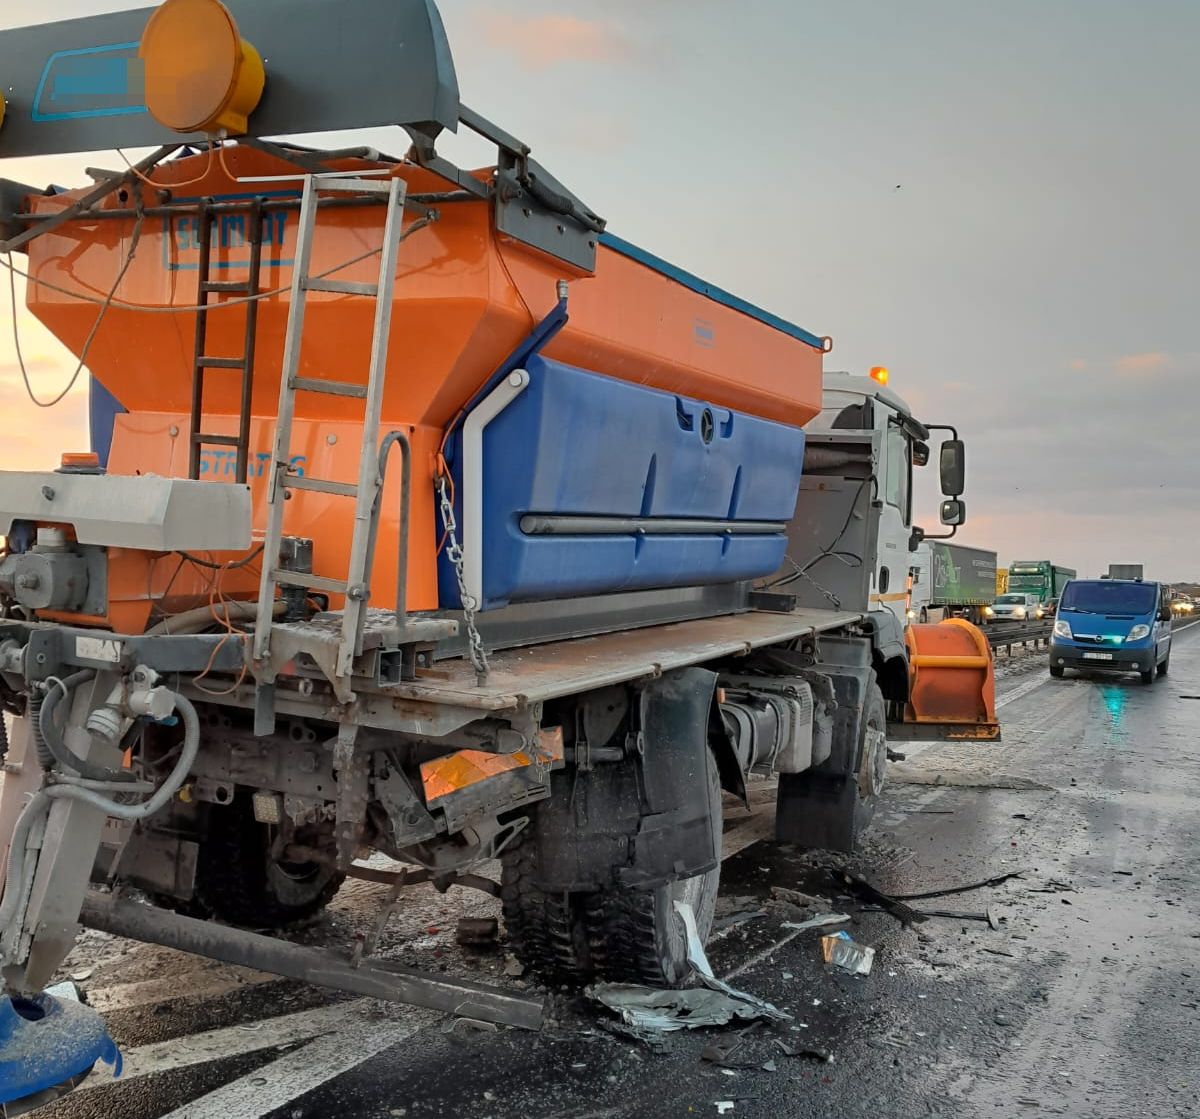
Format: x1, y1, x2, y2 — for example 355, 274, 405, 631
384, 608, 864, 711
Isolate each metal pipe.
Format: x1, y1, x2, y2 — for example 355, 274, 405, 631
38, 670, 136, 784
519, 515, 787, 537
367, 431, 412, 630
79, 893, 543, 1030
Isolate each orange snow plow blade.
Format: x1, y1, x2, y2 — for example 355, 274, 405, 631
894, 619, 1001, 741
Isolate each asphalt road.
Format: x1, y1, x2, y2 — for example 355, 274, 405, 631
38, 619, 1200, 1119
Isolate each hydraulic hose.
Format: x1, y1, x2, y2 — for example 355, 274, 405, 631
38, 670, 136, 784
0, 692, 200, 936
28, 695, 51, 770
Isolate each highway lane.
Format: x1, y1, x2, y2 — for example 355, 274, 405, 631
40, 620, 1200, 1119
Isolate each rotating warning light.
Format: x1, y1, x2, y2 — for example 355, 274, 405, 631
869, 366, 889, 386
140, 0, 265, 136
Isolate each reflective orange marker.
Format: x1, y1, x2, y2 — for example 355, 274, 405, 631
140, 0, 265, 135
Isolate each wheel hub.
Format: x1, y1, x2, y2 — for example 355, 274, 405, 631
858, 725, 887, 799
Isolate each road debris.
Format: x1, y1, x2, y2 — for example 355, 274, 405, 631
890, 867, 1031, 900
780, 913, 852, 933
590, 903, 789, 1036
775, 1039, 834, 1063
821, 931, 875, 976
715, 1103, 735, 1115
830, 870, 927, 926
913, 907, 1001, 929
455, 917, 499, 947
769, 886, 829, 909
711, 909, 769, 932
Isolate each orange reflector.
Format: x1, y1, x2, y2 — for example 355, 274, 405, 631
61, 452, 101, 469
140, 0, 265, 135
869, 366, 889, 386
0, 93, 7, 133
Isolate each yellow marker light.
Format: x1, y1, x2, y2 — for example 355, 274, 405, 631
140, 0, 265, 136
869, 366, 890, 386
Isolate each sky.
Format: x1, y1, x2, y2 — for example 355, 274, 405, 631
1, 0, 1198, 579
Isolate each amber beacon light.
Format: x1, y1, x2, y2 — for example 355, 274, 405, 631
139, 0, 265, 136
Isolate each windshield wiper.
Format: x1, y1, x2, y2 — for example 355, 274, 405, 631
1067, 607, 1096, 614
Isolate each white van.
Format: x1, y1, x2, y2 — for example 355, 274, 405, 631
990, 593, 1043, 621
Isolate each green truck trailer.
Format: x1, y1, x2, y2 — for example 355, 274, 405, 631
909, 541, 998, 624
1007, 560, 1077, 605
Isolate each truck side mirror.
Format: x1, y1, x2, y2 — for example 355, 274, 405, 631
940, 499, 966, 527
940, 440, 965, 496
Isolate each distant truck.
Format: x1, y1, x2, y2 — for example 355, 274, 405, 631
1007, 560, 1077, 606
1106, 564, 1144, 581
909, 542, 997, 624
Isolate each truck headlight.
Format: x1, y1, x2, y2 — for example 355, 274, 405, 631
1053, 619, 1072, 639
983, 606, 994, 616
1127, 624, 1151, 642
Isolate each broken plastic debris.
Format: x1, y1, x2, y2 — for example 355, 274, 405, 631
44, 980, 82, 1003
781, 913, 852, 933
590, 903, 790, 1035
821, 930, 875, 976
715, 1103, 735, 1115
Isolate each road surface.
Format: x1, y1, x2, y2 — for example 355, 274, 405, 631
39, 619, 1200, 1119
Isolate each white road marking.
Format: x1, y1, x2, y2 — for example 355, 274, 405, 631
158, 1007, 440, 1119
78, 1000, 370, 1091
996, 673, 1054, 710
87, 964, 276, 1013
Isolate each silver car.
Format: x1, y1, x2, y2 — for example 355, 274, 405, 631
991, 593, 1044, 621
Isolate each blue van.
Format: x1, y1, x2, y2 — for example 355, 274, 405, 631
1049, 578, 1172, 682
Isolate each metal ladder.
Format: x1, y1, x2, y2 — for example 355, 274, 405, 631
253, 173, 408, 679
188, 198, 265, 483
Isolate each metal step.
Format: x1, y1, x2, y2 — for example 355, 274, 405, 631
201, 280, 252, 295
302, 278, 380, 297
271, 570, 350, 595
290, 376, 368, 399
192, 433, 241, 448
284, 475, 359, 498
195, 356, 246, 369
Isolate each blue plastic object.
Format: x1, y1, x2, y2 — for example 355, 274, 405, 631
439, 355, 806, 610
88, 377, 125, 468
0, 992, 121, 1107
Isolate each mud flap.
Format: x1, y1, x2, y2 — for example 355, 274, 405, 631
896, 619, 1000, 741
526, 668, 720, 892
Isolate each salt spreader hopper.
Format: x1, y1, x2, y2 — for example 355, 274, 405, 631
0, 0, 996, 1108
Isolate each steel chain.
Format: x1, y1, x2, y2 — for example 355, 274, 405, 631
436, 474, 490, 685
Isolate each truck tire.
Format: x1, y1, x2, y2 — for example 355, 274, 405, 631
585, 750, 722, 987
499, 830, 593, 983
776, 677, 886, 853
194, 794, 344, 927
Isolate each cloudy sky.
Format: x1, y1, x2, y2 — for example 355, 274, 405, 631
2, 0, 1197, 578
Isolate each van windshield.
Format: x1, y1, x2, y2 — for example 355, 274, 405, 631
996, 594, 1026, 605
1060, 581, 1156, 615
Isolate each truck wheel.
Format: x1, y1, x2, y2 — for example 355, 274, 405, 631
1049, 665, 1064, 678
500, 830, 593, 983
585, 751, 722, 987
776, 677, 886, 854
194, 794, 344, 927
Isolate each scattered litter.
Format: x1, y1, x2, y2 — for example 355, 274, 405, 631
236, 1023, 265, 1032
761, 1059, 777, 1073
890, 867, 1031, 901
456, 917, 499, 947
769, 886, 828, 909
715, 1103, 735, 1115
781, 972, 793, 981
917, 906, 1001, 930
701, 1022, 762, 1068
503, 956, 525, 977
69, 967, 94, 982
821, 930, 875, 976
44, 981, 81, 1003
590, 903, 789, 1036
1114, 870, 1134, 876
1012, 813, 1030, 820
775, 1039, 834, 1063
812, 999, 821, 1007
720, 1069, 737, 1077
831, 870, 926, 926
781, 913, 852, 933
711, 909, 768, 932
442, 1017, 499, 1037
982, 947, 1016, 958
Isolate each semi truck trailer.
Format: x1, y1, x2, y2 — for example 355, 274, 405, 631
1007, 560, 1077, 606
0, 0, 1000, 1104
908, 542, 997, 625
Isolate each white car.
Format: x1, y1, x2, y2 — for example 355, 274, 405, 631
991, 593, 1044, 621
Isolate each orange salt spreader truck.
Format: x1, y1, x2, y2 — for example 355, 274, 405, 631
0, 0, 998, 1102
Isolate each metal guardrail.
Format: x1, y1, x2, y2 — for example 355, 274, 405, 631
986, 621, 1053, 654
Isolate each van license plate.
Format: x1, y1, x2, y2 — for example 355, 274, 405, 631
1082, 652, 1114, 661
